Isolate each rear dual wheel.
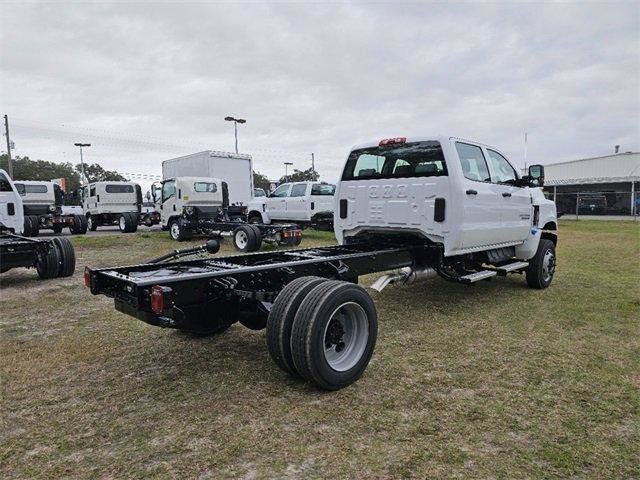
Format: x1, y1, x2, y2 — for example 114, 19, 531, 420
118, 213, 138, 233
232, 225, 262, 252
70, 215, 88, 234
23, 216, 40, 237
267, 277, 378, 390
36, 237, 76, 279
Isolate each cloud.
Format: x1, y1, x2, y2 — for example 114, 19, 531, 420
1, 1, 638, 182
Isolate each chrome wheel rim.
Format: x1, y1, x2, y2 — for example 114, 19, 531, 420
119, 216, 126, 231
235, 230, 248, 249
323, 302, 369, 372
170, 223, 180, 240
87, 217, 93, 230
542, 249, 555, 282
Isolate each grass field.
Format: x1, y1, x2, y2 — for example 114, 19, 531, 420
1, 221, 639, 479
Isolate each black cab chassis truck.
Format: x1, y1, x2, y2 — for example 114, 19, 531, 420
85, 136, 558, 390
157, 176, 302, 251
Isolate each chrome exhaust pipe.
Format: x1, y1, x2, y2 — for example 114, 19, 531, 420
370, 266, 437, 292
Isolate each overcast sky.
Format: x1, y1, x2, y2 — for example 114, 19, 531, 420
1, 1, 638, 184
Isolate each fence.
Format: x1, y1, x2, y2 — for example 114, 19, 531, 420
545, 192, 638, 217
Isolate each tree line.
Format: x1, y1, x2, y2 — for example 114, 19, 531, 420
0, 154, 125, 191
1, 154, 321, 194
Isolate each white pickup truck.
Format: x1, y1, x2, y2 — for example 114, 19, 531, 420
247, 181, 336, 229
87, 135, 557, 391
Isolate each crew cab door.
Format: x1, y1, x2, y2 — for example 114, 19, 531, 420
265, 183, 290, 220
455, 142, 505, 248
0, 170, 24, 233
286, 183, 309, 221
309, 183, 336, 216
485, 148, 532, 243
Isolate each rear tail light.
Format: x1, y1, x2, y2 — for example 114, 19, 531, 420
379, 137, 406, 147
151, 285, 165, 314
84, 267, 91, 288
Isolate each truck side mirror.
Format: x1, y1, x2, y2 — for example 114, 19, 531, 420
528, 164, 544, 187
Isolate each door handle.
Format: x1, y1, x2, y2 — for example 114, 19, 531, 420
466, 189, 478, 195
502, 192, 512, 198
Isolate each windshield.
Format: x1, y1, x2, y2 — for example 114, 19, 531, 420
342, 141, 446, 181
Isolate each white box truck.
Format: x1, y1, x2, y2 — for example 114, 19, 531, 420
162, 151, 254, 207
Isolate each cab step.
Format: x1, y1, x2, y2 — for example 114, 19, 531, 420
459, 270, 497, 284
492, 261, 529, 275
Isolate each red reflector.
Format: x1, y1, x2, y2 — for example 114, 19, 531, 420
84, 267, 91, 288
151, 285, 165, 314
379, 137, 406, 146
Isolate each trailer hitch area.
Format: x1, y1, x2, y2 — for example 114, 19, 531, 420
370, 266, 437, 292
148, 239, 220, 264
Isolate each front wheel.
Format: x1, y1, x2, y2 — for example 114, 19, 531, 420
87, 216, 98, 231
526, 238, 556, 289
232, 225, 259, 252
169, 220, 192, 241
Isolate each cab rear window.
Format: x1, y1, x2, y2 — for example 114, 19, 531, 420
342, 141, 446, 180
311, 183, 336, 195
194, 182, 217, 193
105, 184, 134, 193
16, 184, 48, 194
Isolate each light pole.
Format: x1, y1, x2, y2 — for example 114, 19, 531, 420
224, 116, 246, 154
284, 162, 293, 182
74, 142, 91, 185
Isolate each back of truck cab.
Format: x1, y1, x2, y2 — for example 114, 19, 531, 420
334, 136, 453, 250
87, 182, 141, 214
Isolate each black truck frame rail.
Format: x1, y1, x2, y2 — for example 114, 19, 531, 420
86, 241, 433, 331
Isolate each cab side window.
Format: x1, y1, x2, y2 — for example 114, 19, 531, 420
455, 142, 491, 182
162, 181, 176, 202
487, 149, 517, 184
90, 186, 96, 197
271, 184, 290, 198
290, 184, 307, 197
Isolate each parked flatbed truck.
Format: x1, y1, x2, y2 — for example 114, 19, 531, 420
85, 136, 557, 390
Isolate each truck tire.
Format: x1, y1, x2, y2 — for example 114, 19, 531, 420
118, 214, 131, 233
52, 237, 76, 277
169, 220, 192, 241
267, 276, 329, 377
128, 213, 139, 233
232, 225, 258, 252
71, 215, 88, 234
52, 225, 63, 234
526, 238, 556, 289
87, 215, 98, 231
36, 242, 60, 279
28, 216, 40, 237
23, 216, 33, 236
249, 225, 263, 250
290, 281, 378, 390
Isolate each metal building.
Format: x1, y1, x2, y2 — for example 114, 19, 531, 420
543, 152, 640, 216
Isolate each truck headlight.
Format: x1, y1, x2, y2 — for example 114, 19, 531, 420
48, 205, 56, 212
184, 206, 195, 216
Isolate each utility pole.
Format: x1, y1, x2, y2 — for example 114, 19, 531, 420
524, 131, 528, 174
284, 161, 293, 182
4, 115, 13, 178
311, 153, 315, 174
224, 116, 246, 154
74, 142, 91, 185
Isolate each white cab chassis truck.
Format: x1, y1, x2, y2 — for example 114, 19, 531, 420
13, 180, 88, 236
0, 170, 76, 279
162, 151, 253, 219
247, 181, 336, 230
87, 136, 557, 391
81, 181, 143, 233
157, 176, 302, 251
